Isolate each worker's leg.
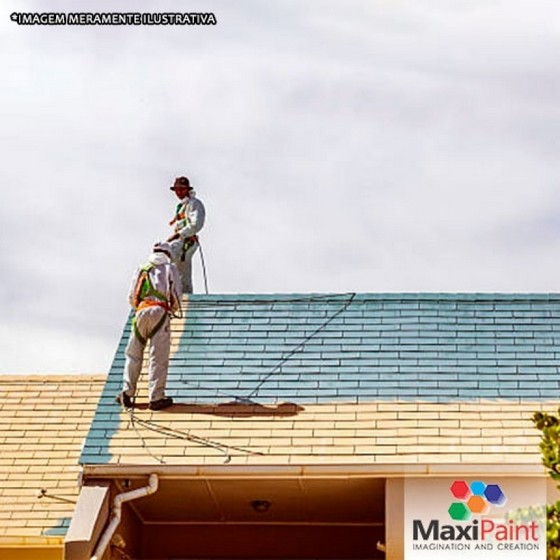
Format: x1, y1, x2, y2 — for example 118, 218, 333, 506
124, 308, 165, 397
169, 239, 183, 264
180, 243, 199, 294
123, 318, 146, 397
169, 238, 198, 293
148, 313, 171, 402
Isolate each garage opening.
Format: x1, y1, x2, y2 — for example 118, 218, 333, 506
116, 477, 386, 559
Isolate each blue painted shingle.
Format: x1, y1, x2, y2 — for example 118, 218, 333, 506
157, 293, 560, 404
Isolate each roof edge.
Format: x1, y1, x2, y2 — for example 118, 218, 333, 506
0, 535, 64, 547
82, 463, 548, 479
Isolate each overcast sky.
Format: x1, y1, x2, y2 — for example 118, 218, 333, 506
1, 0, 560, 373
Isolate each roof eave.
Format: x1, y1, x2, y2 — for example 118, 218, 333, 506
81, 462, 548, 479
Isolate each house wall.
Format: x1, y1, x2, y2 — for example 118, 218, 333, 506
385, 478, 404, 560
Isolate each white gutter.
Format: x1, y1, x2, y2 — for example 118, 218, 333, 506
90, 473, 158, 560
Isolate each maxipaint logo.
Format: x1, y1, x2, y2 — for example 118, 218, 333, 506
448, 480, 506, 521
412, 481, 539, 544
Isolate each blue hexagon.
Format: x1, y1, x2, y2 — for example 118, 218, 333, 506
484, 484, 506, 506
470, 481, 486, 496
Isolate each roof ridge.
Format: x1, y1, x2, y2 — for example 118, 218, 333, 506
180, 292, 560, 302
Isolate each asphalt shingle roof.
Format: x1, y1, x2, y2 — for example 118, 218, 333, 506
81, 293, 560, 467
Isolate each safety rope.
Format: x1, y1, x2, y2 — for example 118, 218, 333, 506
125, 394, 264, 464
179, 292, 357, 401
246, 292, 356, 399
198, 241, 209, 295
128, 397, 166, 464
181, 293, 358, 310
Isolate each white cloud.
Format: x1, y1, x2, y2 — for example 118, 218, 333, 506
0, 323, 114, 374
1, 0, 559, 372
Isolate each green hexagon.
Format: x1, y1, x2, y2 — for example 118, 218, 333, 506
448, 502, 471, 521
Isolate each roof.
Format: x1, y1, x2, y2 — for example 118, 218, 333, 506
81, 293, 559, 469
0, 375, 105, 542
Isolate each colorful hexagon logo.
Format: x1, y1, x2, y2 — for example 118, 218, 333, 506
449, 502, 471, 521
448, 480, 506, 520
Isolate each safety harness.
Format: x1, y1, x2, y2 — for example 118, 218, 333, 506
132, 263, 171, 345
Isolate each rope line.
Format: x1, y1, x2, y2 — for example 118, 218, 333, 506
126, 402, 264, 464
246, 292, 356, 399
198, 241, 209, 295
128, 400, 166, 464
180, 293, 357, 309
177, 292, 357, 401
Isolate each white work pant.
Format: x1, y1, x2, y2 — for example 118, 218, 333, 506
123, 307, 170, 402
170, 239, 199, 294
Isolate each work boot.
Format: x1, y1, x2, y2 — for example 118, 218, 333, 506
149, 396, 173, 411
115, 392, 133, 408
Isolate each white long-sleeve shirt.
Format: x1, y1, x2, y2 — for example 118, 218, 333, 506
174, 194, 206, 240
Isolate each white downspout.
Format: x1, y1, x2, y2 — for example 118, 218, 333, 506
91, 474, 158, 560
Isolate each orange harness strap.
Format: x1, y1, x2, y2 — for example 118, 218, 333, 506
136, 300, 171, 313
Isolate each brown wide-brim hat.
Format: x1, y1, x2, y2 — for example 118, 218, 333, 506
170, 176, 192, 190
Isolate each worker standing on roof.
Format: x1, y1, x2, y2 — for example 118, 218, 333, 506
167, 176, 206, 293
116, 242, 182, 411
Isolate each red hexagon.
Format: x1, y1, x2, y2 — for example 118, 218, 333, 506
450, 480, 472, 500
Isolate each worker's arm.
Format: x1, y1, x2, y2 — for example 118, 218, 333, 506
177, 198, 205, 239
127, 268, 142, 308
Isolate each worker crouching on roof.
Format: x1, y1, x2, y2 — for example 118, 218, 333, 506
116, 242, 182, 411
167, 176, 206, 293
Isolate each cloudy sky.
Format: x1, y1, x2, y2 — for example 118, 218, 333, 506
1, 0, 560, 373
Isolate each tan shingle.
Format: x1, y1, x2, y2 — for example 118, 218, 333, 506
86, 395, 554, 467
0, 375, 104, 540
